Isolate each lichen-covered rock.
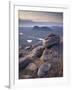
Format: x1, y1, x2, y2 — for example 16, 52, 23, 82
30, 46, 44, 58
41, 44, 60, 62
19, 33, 63, 79
19, 75, 33, 79
37, 63, 51, 77
19, 45, 44, 71
40, 48, 52, 62
48, 59, 63, 77
19, 56, 33, 71
25, 63, 37, 71
34, 58, 45, 68
43, 33, 60, 48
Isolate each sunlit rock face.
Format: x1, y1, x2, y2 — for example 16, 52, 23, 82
43, 33, 60, 48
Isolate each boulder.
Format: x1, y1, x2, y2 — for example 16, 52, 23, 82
19, 52, 24, 58
26, 63, 37, 71
20, 75, 33, 79
34, 58, 45, 68
19, 56, 33, 71
19, 33, 63, 78
37, 63, 51, 77
32, 41, 43, 49
43, 33, 60, 48
40, 48, 52, 62
41, 47, 59, 62
30, 46, 44, 58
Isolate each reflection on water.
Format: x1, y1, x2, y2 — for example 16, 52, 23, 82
19, 32, 23, 35
27, 40, 32, 43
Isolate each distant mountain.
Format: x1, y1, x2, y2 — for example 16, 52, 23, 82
51, 26, 63, 30
32, 26, 63, 36
32, 26, 52, 31
19, 19, 63, 27
50, 26, 63, 36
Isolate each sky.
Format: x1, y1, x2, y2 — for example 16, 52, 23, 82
18, 10, 63, 27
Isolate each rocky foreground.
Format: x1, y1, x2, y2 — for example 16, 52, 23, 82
19, 33, 63, 79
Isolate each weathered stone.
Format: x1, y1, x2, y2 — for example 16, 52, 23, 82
30, 46, 44, 58
41, 45, 61, 62
43, 33, 60, 48
40, 48, 52, 62
37, 63, 51, 77
20, 75, 33, 79
19, 56, 33, 71
26, 63, 37, 71
34, 58, 45, 68
19, 33, 63, 78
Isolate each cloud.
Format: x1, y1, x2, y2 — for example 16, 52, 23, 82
18, 10, 63, 23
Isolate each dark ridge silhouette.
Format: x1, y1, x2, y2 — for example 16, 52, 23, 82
32, 26, 52, 31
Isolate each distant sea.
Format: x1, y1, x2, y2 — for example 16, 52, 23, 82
19, 26, 63, 47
